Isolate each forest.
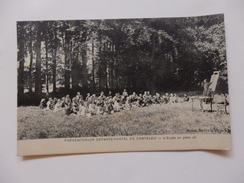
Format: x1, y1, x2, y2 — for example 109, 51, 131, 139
17, 14, 228, 105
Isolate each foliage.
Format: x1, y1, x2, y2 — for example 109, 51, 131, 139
17, 14, 228, 105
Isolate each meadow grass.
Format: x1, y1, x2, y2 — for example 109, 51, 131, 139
17, 102, 231, 140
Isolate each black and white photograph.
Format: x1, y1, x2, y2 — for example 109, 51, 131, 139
3, 0, 244, 182
17, 14, 231, 153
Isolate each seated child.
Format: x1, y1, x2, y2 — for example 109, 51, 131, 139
88, 103, 96, 115
39, 98, 46, 109
72, 100, 79, 114
78, 103, 87, 116
183, 94, 189, 102
54, 99, 63, 112
96, 105, 104, 115
113, 100, 121, 112
46, 98, 54, 110
64, 103, 72, 115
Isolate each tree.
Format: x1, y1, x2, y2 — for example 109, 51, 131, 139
17, 14, 228, 105
17, 22, 26, 96
34, 22, 42, 95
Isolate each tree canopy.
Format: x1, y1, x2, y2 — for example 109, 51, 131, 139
17, 14, 228, 105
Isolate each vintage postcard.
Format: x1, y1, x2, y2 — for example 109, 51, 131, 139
17, 14, 231, 156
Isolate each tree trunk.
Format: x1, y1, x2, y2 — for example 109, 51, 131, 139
91, 40, 95, 89
104, 43, 109, 90
71, 47, 80, 90
45, 40, 49, 94
18, 36, 25, 96
80, 45, 88, 89
64, 31, 71, 89
28, 36, 33, 93
150, 32, 157, 91
35, 27, 42, 95
115, 43, 121, 89
52, 48, 57, 93
98, 33, 103, 89
105, 61, 109, 90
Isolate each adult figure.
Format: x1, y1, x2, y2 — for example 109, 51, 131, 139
202, 79, 212, 96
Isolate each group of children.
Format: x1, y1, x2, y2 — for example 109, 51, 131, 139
39, 90, 190, 117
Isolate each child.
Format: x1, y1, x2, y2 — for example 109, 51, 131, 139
168, 93, 175, 104
78, 103, 87, 116
174, 94, 178, 103
113, 100, 121, 112
64, 95, 71, 106
108, 98, 114, 114
88, 103, 96, 115
64, 101, 72, 115
39, 98, 46, 109
164, 93, 170, 103
96, 104, 104, 115
124, 98, 132, 110
71, 98, 79, 114
46, 98, 54, 110
183, 94, 189, 102
54, 99, 63, 112
103, 102, 109, 115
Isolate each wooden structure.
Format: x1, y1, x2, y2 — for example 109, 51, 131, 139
191, 71, 229, 113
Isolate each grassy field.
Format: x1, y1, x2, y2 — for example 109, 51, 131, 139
17, 102, 231, 140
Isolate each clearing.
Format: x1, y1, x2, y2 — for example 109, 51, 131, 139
17, 102, 231, 140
